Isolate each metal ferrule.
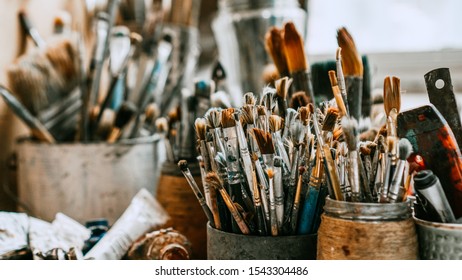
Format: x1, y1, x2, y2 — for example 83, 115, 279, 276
348, 151, 361, 202
388, 160, 406, 202
206, 141, 218, 172
268, 177, 278, 236
289, 148, 300, 188
273, 164, 284, 229
235, 118, 255, 196
222, 127, 240, 185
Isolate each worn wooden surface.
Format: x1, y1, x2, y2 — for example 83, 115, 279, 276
317, 214, 419, 260
16, 140, 161, 225
156, 169, 208, 260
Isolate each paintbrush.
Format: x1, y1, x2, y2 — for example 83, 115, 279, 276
267, 168, 278, 236
93, 28, 137, 137
269, 115, 290, 170
107, 101, 138, 143
198, 157, 221, 230
289, 91, 310, 110
0, 86, 55, 143
298, 148, 323, 234
282, 22, 315, 104
195, 118, 211, 173
275, 77, 292, 118
342, 116, 361, 202
81, 12, 110, 141
251, 152, 270, 226
380, 136, 397, 202
329, 70, 348, 117
273, 156, 284, 231
18, 9, 46, 49
206, 171, 250, 234
205, 108, 226, 157
265, 26, 289, 78
261, 86, 277, 117
358, 142, 374, 202
282, 108, 297, 142
234, 112, 255, 198
178, 160, 215, 228
290, 166, 305, 233
335, 47, 350, 115
388, 138, 413, 202
337, 141, 349, 200
142, 102, 159, 134
337, 27, 363, 120
244, 92, 256, 106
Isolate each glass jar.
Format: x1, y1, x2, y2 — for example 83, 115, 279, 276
317, 198, 419, 260
212, 0, 307, 105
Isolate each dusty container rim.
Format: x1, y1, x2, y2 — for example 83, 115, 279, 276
414, 216, 462, 230
323, 196, 412, 221
207, 221, 317, 239
16, 134, 162, 146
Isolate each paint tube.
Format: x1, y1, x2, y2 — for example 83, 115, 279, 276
84, 188, 169, 260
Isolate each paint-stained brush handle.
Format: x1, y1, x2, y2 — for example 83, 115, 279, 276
0, 86, 55, 144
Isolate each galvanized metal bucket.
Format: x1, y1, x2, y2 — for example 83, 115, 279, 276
414, 217, 462, 259
16, 136, 163, 225
207, 223, 317, 260
317, 197, 419, 260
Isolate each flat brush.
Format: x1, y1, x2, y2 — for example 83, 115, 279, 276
197, 156, 220, 229
0, 86, 55, 143
275, 77, 292, 118
206, 171, 249, 234
234, 112, 255, 198
107, 101, 137, 143
388, 138, 413, 202
195, 118, 211, 172
265, 26, 289, 78
273, 156, 284, 231
337, 27, 363, 120
243, 92, 256, 106
282, 22, 315, 104
18, 9, 46, 49
178, 160, 215, 228
269, 115, 290, 170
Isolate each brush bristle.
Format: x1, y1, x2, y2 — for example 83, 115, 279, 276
221, 108, 236, 128
269, 115, 283, 133
359, 128, 377, 142
341, 116, 359, 151
290, 91, 309, 109
266, 168, 274, 179
282, 22, 307, 73
115, 101, 137, 128
337, 27, 363, 76
155, 117, 168, 133
168, 106, 181, 124
205, 108, 222, 128
359, 144, 371, 156
322, 107, 339, 132
256, 105, 266, 116
265, 26, 288, 76
275, 76, 292, 100
298, 106, 310, 125
178, 160, 189, 171
398, 138, 413, 160
45, 39, 80, 92
391, 76, 401, 113
243, 92, 256, 105
241, 105, 255, 125
205, 171, 223, 190
252, 128, 275, 154
195, 118, 207, 140
383, 76, 392, 116
145, 103, 159, 123
298, 166, 306, 175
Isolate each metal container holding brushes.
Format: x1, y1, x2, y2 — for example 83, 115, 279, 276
317, 197, 419, 260
212, 0, 307, 104
15, 136, 163, 226
414, 217, 462, 260
207, 223, 317, 260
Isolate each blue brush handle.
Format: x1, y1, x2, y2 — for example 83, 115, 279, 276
297, 186, 320, 235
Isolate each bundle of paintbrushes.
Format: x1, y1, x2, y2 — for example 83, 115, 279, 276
156, 78, 232, 163
1, 1, 202, 145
